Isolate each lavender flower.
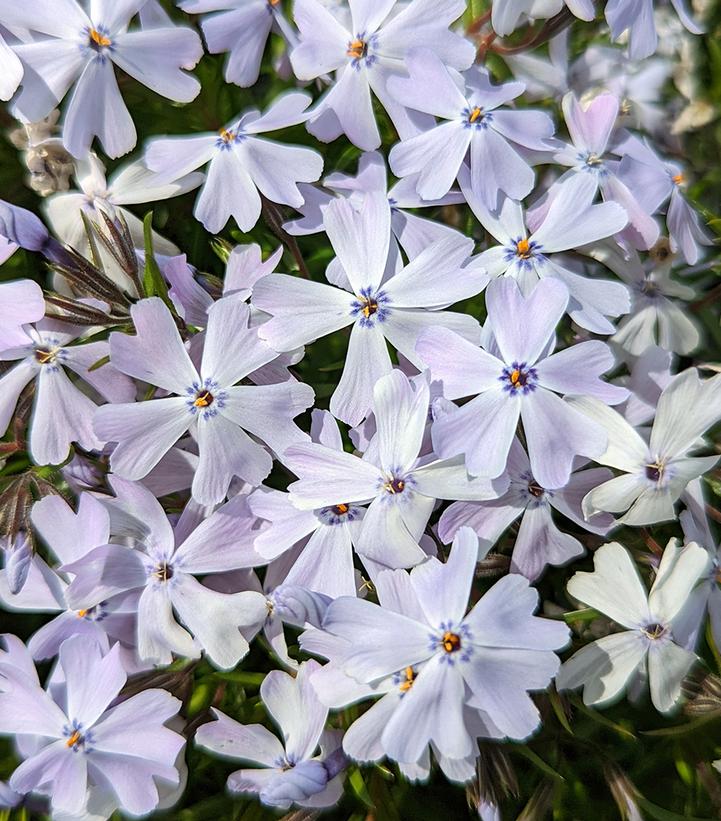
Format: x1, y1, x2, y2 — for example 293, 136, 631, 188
557, 540, 709, 712
416, 277, 628, 489
179, 0, 294, 88
289, 0, 474, 150
253, 193, 486, 425
3, 0, 203, 157
604, 0, 703, 59
439, 438, 615, 581
303, 528, 569, 766
196, 660, 346, 809
144, 93, 323, 232
94, 296, 314, 504
0, 317, 135, 466
285, 371, 506, 569
0, 636, 185, 815
61, 477, 268, 669
388, 49, 555, 208
569, 367, 721, 525
463, 170, 630, 334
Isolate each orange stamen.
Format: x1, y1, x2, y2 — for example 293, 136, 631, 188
66, 731, 81, 748
469, 107, 483, 123
89, 29, 112, 47
347, 39, 366, 59
399, 666, 416, 692
442, 631, 461, 653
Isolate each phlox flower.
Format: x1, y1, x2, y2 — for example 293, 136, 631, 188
94, 295, 314, 505
289, 0, 474, 150
284, 370, 506, 569
0, 493, 139, 663
614, 135, 713, 264
604, 0, 703, 60
388, 49, 555, 209
0, 635, 185, 816
547, 92, 660, 249
569, 367, 721, 525
491, 0, 594, 36
0, 279, 44, 350
285, 150, 467, 260
248, 410, 366, 599
45, 152, 203, 262
303, 528, 570, 768
439, 438, 615, 581
463, 170, 630, 334
179, 0, 294, 88
3, 0, 203, 158
144, 92, 323, 233
589, 242, 701, 357
416, 276, 628, 489
556, 540, 709, 713
676, 481, 721, 651
253, 193, 486, 425
0, 317, 135, 466
196, 660, 346, 809
61, 477, 268, 669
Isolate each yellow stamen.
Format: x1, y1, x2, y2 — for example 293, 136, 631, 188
268, 0, 281, 4
385, 479, 405, 494
516, 238, 531, 258
335, 503, 349, 514
672, 173, 684, 186
510, 369, 521, 386
76, 609, 88, 618
399, 666, 416, 692
347, 39, 366, 60
66, 731, 81, 748
219, 128, 234, 144
468, 107, 483, 123
442, 631, 461, 653
35, 349, 56, 364
194, 391, 213, 407
89, 29, 112, 47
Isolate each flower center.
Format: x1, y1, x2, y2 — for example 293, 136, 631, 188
585, 153, 603, 167
468, 106, 483, 123
528, 480, 544, 498
399, 666, 416, 692
347, 38, 367, 60
645, 462, 665, 483
642, 622, 667, 640
333, 503, 349, 515
89, 28, 112, 48
219, 128, 235, 144
66, 730, 82, 747
516, 238, 533, 259
35, 348, 58, 365
672, 173, 684, 186
154, 562, 174, 582
384, 477, 406, 495
193, 390, 214, 408
500, 362, 538, 394
441, 631, 462, 653
352, 288, 389, 326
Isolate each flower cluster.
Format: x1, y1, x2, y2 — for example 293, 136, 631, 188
0, 0, 719, 818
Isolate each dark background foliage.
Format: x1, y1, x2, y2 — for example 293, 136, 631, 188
1, 1, 721, 819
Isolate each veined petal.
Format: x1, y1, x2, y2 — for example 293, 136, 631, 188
112, 27, 202, 103
285, 443, 381, 509
331, 322, 392, 427
253, 274, 354, 351
63, 57, 136, 159
196, 708, 284, 766
567, 542, 651, 629
95, 397, 192, 480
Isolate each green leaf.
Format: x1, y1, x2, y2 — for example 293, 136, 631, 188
562, 608, 601, 623
349, 767, 375, 810
570, 696, 637, 740
142, 211, 171, 305
512, 745, 565, 782
87, 354, 110, 372
548, 687, 574, 735
636, 795, 714, 821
